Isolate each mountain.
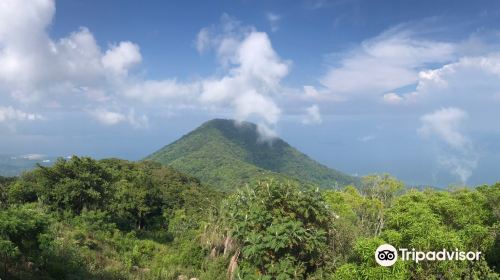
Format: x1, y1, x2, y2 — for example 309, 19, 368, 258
144, 119, 358, 191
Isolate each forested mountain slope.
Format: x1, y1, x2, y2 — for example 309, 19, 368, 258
145, 119, 358, 190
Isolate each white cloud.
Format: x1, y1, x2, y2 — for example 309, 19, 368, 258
413, 54, 500, 104
237, 32, 289, 86
418, 107, 477, 183
0, 0, 147, 128
382, 92, 403, 105
233, 91, 281, 124
200, 31, 289, 101
256, 123, 278, 142
195, 24, 290, 133
0, 0, 54, 39
0, 1, 292, 134
90, 108, 148, 129
0, 20, 110, 104
102, 41, 142, 76
266, 13, 281, 32
90, 109, 126, 125
123, 21, 290, 135
0, 106, 43, 122
382, 52, 500, 112
196, 27, 211, 53
419, 107, 469, 149
309, 27, 499, 184
55, 27, 104, 83
319, 27, 456, 98
302, 105, 322, 124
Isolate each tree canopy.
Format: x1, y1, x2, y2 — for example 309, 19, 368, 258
0, 158, 498, 279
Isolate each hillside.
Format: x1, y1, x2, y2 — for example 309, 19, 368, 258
144, 119, 358, 190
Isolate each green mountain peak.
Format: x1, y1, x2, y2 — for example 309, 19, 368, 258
144, 118, 358, 191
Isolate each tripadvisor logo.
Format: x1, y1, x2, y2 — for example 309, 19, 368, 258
375, 244, 482, 267
375, 244, 398, 266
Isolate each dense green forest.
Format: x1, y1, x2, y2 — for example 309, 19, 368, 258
145, 119, 358, 191
0, 156, 498, 279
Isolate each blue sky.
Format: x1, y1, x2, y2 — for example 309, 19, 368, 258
1, 0, 500, 187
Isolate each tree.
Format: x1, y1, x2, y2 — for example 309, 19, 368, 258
222, 179, 336, 279
360, 174, 404, 207
332, 237, 408, 280
0, 176, 14, 208
110, 177, 160, 230
36, 156, 112, 214
324, 186, 384, 262
6, 172, 38, 205
0, 204, 49, 276
382, 189, 498, 279
360, 174, 404, 235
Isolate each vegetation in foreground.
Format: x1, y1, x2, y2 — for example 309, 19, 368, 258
0, 156, 498, 279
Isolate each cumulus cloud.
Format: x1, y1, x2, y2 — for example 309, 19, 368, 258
122, 16, 290, 135
302, 105, 322, 124
102, 42, 142, 76
191, 21, 292, 140
0, 1, 291, 135
413, 54, 500, 104
233, 91, 281, 124
0, 0, 150, 129
127, 10, 288, 132
418, 107, 477, 184
199, 30, 289, 127
0, 22, 108, 104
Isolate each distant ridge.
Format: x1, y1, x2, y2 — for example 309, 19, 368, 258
145, 119, 358, 191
